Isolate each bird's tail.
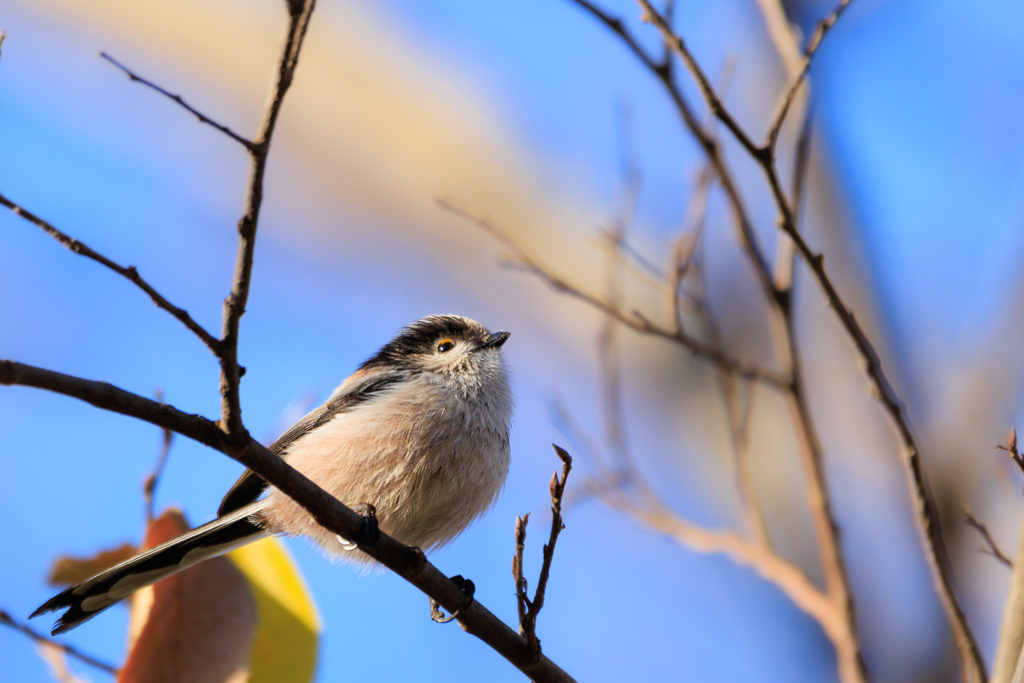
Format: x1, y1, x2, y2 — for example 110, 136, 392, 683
33, 501, 269, 634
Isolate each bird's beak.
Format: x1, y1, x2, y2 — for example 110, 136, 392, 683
479, 331, 510, 350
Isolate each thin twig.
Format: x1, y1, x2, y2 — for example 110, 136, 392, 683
633, 0, 760, 158
99, 52, 256, 150
143, 390, 175, 523
997, 427, 1024, 476
0, 359, 577, 683
961, 507, 1013, 568
752, 0, 805, 296
515, 446, 573, 659
657, 0, 675, 76
0, 609, 119, 676
764, 0, 856, 150
218, 0, 315, 441
439, 198, 789, 391
565, 0, 779, 305
513, 513, 530, 628
774, 107, 813, 293
0, 192, 221, 353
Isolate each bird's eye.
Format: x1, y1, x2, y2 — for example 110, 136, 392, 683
437, 339, 455, 353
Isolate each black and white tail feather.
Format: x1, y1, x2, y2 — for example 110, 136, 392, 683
33, 502, 268, 634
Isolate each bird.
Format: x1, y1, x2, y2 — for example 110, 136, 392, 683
33, 314, 513, 635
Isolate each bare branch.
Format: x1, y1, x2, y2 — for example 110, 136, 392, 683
627, 0, 977, 671
0, 192, 220, 353
553, 4, 872, 679
0, 359, 577, 683
513, 514, 531, 628
778, 206, 986, 681
997, 426, 1024, 476
0, 609, 119, 676
764, 0, 856, 150
439, 198, 789, 391
774, 108, 813, 293
960, 507, 1012, 568
218, 0, 315, 441
99, 53, 256, 151
633, 0, 761, 158
515, 446, 573, 659
143, 390, 175, 523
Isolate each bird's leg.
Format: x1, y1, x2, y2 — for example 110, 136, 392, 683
336, 502, 380, 550
430, 574, 475, 624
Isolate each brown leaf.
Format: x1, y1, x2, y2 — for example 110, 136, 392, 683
47, 543, 138, 587
118, 508, 258, 683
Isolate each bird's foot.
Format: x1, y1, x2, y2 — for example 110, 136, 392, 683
336, 503, 379, 551
430, 574, 475, 624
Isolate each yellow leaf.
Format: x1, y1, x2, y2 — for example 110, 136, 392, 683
229, 538, 320, 683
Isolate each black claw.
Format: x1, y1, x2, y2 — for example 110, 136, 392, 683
352, 503, 380, 547
450, 574, 475, 603
430, 574, 475, 624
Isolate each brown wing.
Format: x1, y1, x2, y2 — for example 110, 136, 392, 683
216, 371, 404, 516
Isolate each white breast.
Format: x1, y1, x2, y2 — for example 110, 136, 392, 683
258, 372, 512, 562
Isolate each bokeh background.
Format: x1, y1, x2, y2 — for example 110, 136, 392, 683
2, 0, 1024, 681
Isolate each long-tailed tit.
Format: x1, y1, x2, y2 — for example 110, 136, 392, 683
34, 315, 513, 634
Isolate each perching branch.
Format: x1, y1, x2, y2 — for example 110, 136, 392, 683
0, 609, 119, 676
0, 360, 577, 683
99, 53, 256, 151
513, 446, 573, 659
0, 192, 220, 353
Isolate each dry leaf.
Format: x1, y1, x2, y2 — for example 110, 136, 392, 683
117, 508, 257, 683
47, 544, 138, 587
